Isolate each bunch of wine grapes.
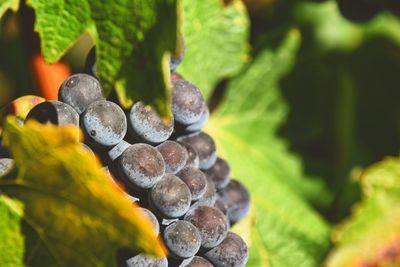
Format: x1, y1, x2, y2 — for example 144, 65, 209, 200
0, 44, 250, 267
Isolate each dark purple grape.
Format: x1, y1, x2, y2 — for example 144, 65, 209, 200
170, 36, 185, 72
214, 194, 229, 216
176, 167, 207, 201
178, 142, 199, 168
108, 140, 130, 161
128, 101, 174, 144
184, 104, 209, 133
184, 206, 229, 249
163, 220, 201, 259
150, 173, 191, 218
0, 158, 13, 176
26, 101, 79, 126
126, 253, 168, 267
172, 80, 205, 125
205, 157, 230, 190
81, 100, 127, 147
118, 143, 165, 189
219, 180, 250, 223
137, 208, 160, 233
177, 132, 217, 170
190, 176, 216, 210
58, 73, 104, 114
156, 141, 188, 174
204, 232, 248, 267
179, 256, 213, 267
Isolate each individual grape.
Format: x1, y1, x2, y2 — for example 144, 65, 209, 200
118, 143, 165, 189
137, 208, 160, 233
0, 158, 13, 176
128, 102, 174, 144
177, 132, 217, 170
156, 141, 188, 174
219, 180, 250, 223
214, 194, 229, 216
108, 140, 131, 161
179, 256, 213, 267
178, 142, 199, 168
190, 176, 216, 210
205, 157, 230, 190
126, 253, 168, 267
163, 220, 201, 259
26, 100, 79, 126
184, 206, 229, 249
81, 100, 127, 147
150, 173, 192, 218
170, 35, 185, 72
176, 166, 207, 201
204, 232, 248, 267
58, 73, 104, 114
184, 104, 209, 133
172, 80, 205, 125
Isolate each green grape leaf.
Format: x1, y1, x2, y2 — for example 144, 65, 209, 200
326, 157, 400, 267
177, 0, 249, 99
206, 30, 331, 267
0, 0, 19, 18
27, 0, 179, 117
0, 118, 165, 267
0, 196, 24, 267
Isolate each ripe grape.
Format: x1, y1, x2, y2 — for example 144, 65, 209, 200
184, 104, 209, 133
150, 173, 192, 218
81, 100, 127, 147
0, 158, 13, 176
219, 180, 250, 223
163, 220, 201, 259
172, 80, 205, 125
176, 166, 207, 201
184, 206, 229, 249
118, 143, 165, 189
178, 141, 199, 168
26, 101, 79, 126
179, 256, 213, 267
128, 102, 174, 144
214, 194, 229, 216
204, 232, 248, 267
126, 253, 168, 267
205, 157, 230, 190
177, 132, 217, 170
190, 176, 216, 210
58, 73, 104, 114
156, 141, 188, 174
108, 140, 131, 161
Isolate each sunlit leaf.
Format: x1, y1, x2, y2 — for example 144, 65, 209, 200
206, 30, 331, 267
178, 0, 249, 99
0, 118, 165, 267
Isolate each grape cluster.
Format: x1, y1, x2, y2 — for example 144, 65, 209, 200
0, 47, 250, 267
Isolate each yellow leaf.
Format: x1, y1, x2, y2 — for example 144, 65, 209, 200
0, 117, 166, 266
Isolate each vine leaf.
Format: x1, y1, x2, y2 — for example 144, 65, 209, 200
0, 0, 18, 18
178, 0, 249, 99
25, 0, 179, 117
326, 157, 400, 267
0, 118, 165, 267
207, 30, 331, 267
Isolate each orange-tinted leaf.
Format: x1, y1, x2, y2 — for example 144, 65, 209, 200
0, 117, 166, 267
